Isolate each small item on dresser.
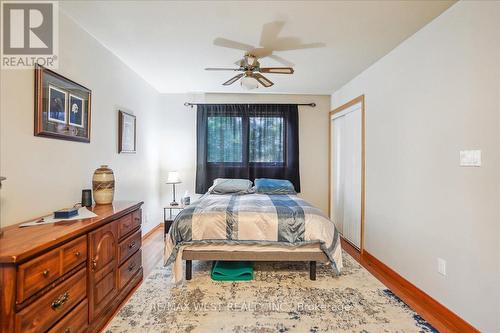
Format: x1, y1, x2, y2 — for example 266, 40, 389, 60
20, 207, 98, 227
54, 207, 79, 219
82, 189, 92, 207
93, 165, 115, 204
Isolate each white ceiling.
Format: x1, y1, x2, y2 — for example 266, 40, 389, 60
61, 1, 455, 94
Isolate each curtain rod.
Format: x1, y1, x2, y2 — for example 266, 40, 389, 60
184, 102, 316, 108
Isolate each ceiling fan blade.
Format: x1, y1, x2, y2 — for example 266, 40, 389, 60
222, 73, 244, 86
259, 67, 294, 74
252, 73, 274, 87
265, 54, 294, 67
272, 41, 326, 51
213, 37, 255, 51
250, 48, 273, 58
259, 21, 286, 49
205, 67, 242, 71
257, 20, 326, 52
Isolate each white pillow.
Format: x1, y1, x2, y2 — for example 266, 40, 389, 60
208, 178, 253, 194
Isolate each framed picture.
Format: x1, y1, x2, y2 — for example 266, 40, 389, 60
69, 94, 85, 128
47, 85, 67, 124
35, 64, 91, 142
118, 110, 136, 153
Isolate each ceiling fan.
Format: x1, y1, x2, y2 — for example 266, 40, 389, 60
205, 53, 294, 89
206, 21, 325, 89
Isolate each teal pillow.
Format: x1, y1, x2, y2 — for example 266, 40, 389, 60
254, 178, 296, 194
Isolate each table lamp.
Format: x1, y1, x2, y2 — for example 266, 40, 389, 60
166, 171, 181, 206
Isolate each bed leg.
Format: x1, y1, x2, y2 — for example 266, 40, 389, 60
186, 260, 192, 280
309, 261, 316, 280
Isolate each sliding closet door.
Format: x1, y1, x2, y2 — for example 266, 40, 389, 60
331, 116, 344, 234
330, 103, 362, 249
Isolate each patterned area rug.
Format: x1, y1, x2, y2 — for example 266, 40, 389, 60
105, 252, 438, 333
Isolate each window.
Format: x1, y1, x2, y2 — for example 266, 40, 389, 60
207, 115, 285, 165
207, 116, 242, 163
249, 117, 284, 163
196, 104, 300, 194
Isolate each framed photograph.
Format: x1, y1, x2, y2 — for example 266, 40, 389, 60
47, 85, 67, 124
118, 110, 136, 153
69, 94, 84, 128
35, 64, 91, 142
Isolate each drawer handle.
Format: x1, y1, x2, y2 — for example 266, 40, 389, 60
128, 241, 136, 249
51, 291, 69, 310
74, 251, 81, 257
91, 258, 97, 271
42, 269, 50, 277
128, 262, 136, 271
63, 329, 71, 333
134, 217, 140, 222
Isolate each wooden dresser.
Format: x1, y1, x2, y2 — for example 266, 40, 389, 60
0, 201, 144, 333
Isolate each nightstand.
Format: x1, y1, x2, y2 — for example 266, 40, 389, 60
163, 204, 185, 238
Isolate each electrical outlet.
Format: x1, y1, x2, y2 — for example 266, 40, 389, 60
438, 258, 446, 276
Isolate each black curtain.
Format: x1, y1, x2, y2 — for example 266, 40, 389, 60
196, 104, 300, 193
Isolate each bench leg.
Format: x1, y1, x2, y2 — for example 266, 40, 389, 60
309, 261, 316, 280
186, 260, 192, 280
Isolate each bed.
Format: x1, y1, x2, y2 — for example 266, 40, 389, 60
164, 192, 343, 282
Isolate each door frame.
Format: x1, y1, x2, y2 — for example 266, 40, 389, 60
328, 95, 366, 253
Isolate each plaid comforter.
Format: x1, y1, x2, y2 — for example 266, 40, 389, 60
165, 193, 343, 281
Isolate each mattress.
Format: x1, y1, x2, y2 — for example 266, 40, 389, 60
164, 193, 343, 282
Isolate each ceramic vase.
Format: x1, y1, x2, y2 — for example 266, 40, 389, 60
92, 165, 114, 204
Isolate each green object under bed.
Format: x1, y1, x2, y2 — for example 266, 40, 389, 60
211, 261, 254, 281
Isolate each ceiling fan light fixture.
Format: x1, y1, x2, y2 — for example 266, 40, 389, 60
245, 54, 257, 67
241, 76, 259, 90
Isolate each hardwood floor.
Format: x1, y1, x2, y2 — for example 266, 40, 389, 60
109, 226, 476, 333
142, 224, 164, 277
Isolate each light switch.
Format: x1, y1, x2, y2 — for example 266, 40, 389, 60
460, 150, 481, 167
473, 150, 482, 166
438, 258, 446, 276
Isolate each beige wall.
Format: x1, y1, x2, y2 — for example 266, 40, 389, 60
331, 1, 500, 331
0, 10, 162, 233
158, 94, 197, 207
158, 93, 331, 213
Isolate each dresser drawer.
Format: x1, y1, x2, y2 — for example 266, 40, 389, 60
118, 229, 141, 265
17, 247, 61, 303
117, 210, 141, 239
61, 235, 87, 274
15, 268, 87, 333
17, 236, 87, 303
47, 299, 88, 333
118, 249, 142, 290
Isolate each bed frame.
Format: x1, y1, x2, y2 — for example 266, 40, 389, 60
182, 250, 328, 280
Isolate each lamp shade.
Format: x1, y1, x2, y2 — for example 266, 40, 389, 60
166, 171, 181, 184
